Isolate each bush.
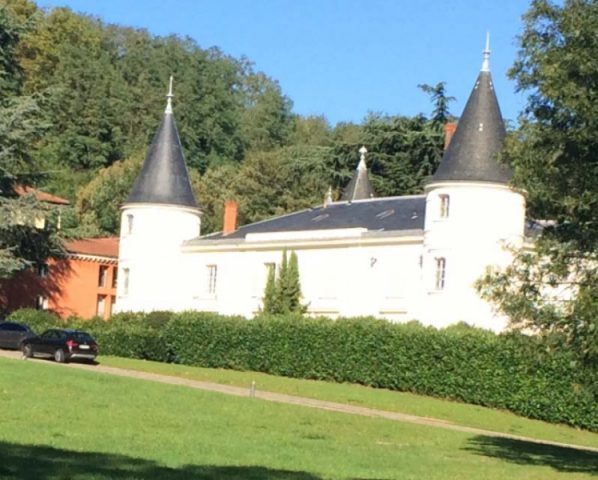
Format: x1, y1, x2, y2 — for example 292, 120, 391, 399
8, 308, 597, 431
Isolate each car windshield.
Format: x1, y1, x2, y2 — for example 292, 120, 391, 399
70, 332, 94, 343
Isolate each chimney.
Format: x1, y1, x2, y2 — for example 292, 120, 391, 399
444, 122, 457, 150
223, 200, 238, 235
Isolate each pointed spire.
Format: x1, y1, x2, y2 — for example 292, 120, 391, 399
429, 39, 510, 186
341, 146, 375, 201
481, 32, 491, 72
125, 77, 198, 209
165, 75, 174, 114
358, 145, 368, 171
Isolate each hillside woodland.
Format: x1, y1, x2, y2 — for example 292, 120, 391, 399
0, 0, 447, 239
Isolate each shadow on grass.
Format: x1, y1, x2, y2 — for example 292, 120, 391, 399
465, 436, 598, 475
0, 441, 322, 480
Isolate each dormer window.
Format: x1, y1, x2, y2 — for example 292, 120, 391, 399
439, 194, 450, 219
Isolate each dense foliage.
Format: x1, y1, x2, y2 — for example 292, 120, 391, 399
478, 0, 598, 362
10, 308, 597, 432
0, 0, 447, 239
0, 2, 64, 278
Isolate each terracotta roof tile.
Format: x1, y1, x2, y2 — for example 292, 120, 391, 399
66, 237, 119, 258
14, 185, 70, 205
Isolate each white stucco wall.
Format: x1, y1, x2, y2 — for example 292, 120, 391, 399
115, 203, 201, 313
181, 231, 424, 321
419, 182, 526, 331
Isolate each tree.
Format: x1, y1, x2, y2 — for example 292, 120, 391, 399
418, 82, 455, 127
75, 150, 144, 235
478, 0, 598, 361
0, 94, 63, 279
261, 250, 306, 314
261, 263, 279, 314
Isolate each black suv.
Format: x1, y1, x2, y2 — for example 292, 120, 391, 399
22, 329, 98, 363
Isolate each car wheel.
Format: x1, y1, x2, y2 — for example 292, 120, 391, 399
22, 344, 32, 359
54, 349, 66, 363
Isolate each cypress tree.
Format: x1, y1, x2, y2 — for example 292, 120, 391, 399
262, 263, 278, 314
262, 249, 305, 315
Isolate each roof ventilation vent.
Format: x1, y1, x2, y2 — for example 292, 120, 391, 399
312, 213, 330, 222
376, 209, 394, 219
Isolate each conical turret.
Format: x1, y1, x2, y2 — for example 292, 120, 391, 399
342, 146, 375, 201
125, 76, 198, 209
430, 35, 511, 185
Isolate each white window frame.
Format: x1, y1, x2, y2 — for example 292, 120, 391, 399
435, 257, 446, 290
123, 268, 130, 295
207, 265, 217, 294
98, 265, 108, 287
126, 214, 134, 235
439, 194, 450, 219
96, 295, 106, 317
35, 295, 48, 310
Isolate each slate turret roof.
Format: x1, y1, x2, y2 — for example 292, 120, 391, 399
125, 77, 198, 209
430, 38, 511, 185
341, 146, 376, 201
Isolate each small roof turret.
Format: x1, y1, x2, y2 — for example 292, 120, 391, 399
341, 146, 375, 201
430, 35, 511, 185
125, 76, 198, 209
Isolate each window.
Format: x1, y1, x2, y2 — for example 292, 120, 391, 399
439, 194, 450, 219
34, 295, 48, 310
123, 268, 130, 295
435, 257, 446, 290
126, 214, 134, 235
98, 265, 108, 287
96, 295, 106, 317
37, 263, 49, 278
112, 267, 118, 289
207, 265, 217, 294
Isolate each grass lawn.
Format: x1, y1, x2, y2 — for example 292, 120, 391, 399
1, 357, 597, 480
100, 355, 598, 450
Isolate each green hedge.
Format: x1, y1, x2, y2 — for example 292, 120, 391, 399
8, 309, 597, 431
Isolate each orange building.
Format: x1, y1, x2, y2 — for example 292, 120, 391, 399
1, 237, 119, 320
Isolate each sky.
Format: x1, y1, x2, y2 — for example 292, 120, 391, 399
36, 0, 533, 126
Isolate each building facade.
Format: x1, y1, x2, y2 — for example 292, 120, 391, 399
2, 237, 119, 319
115, 47, 527, 332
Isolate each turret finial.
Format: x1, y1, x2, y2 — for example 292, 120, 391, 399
481, 32, 491, 72
323, 186, 333, 207
165, 75, 174, 114
358, 145, 367, 171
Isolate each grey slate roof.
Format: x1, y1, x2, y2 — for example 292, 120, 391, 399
430, 70, 511, 184
341, 167, 375, 201
125, 113, 198, 209
201, 196, 425, 241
